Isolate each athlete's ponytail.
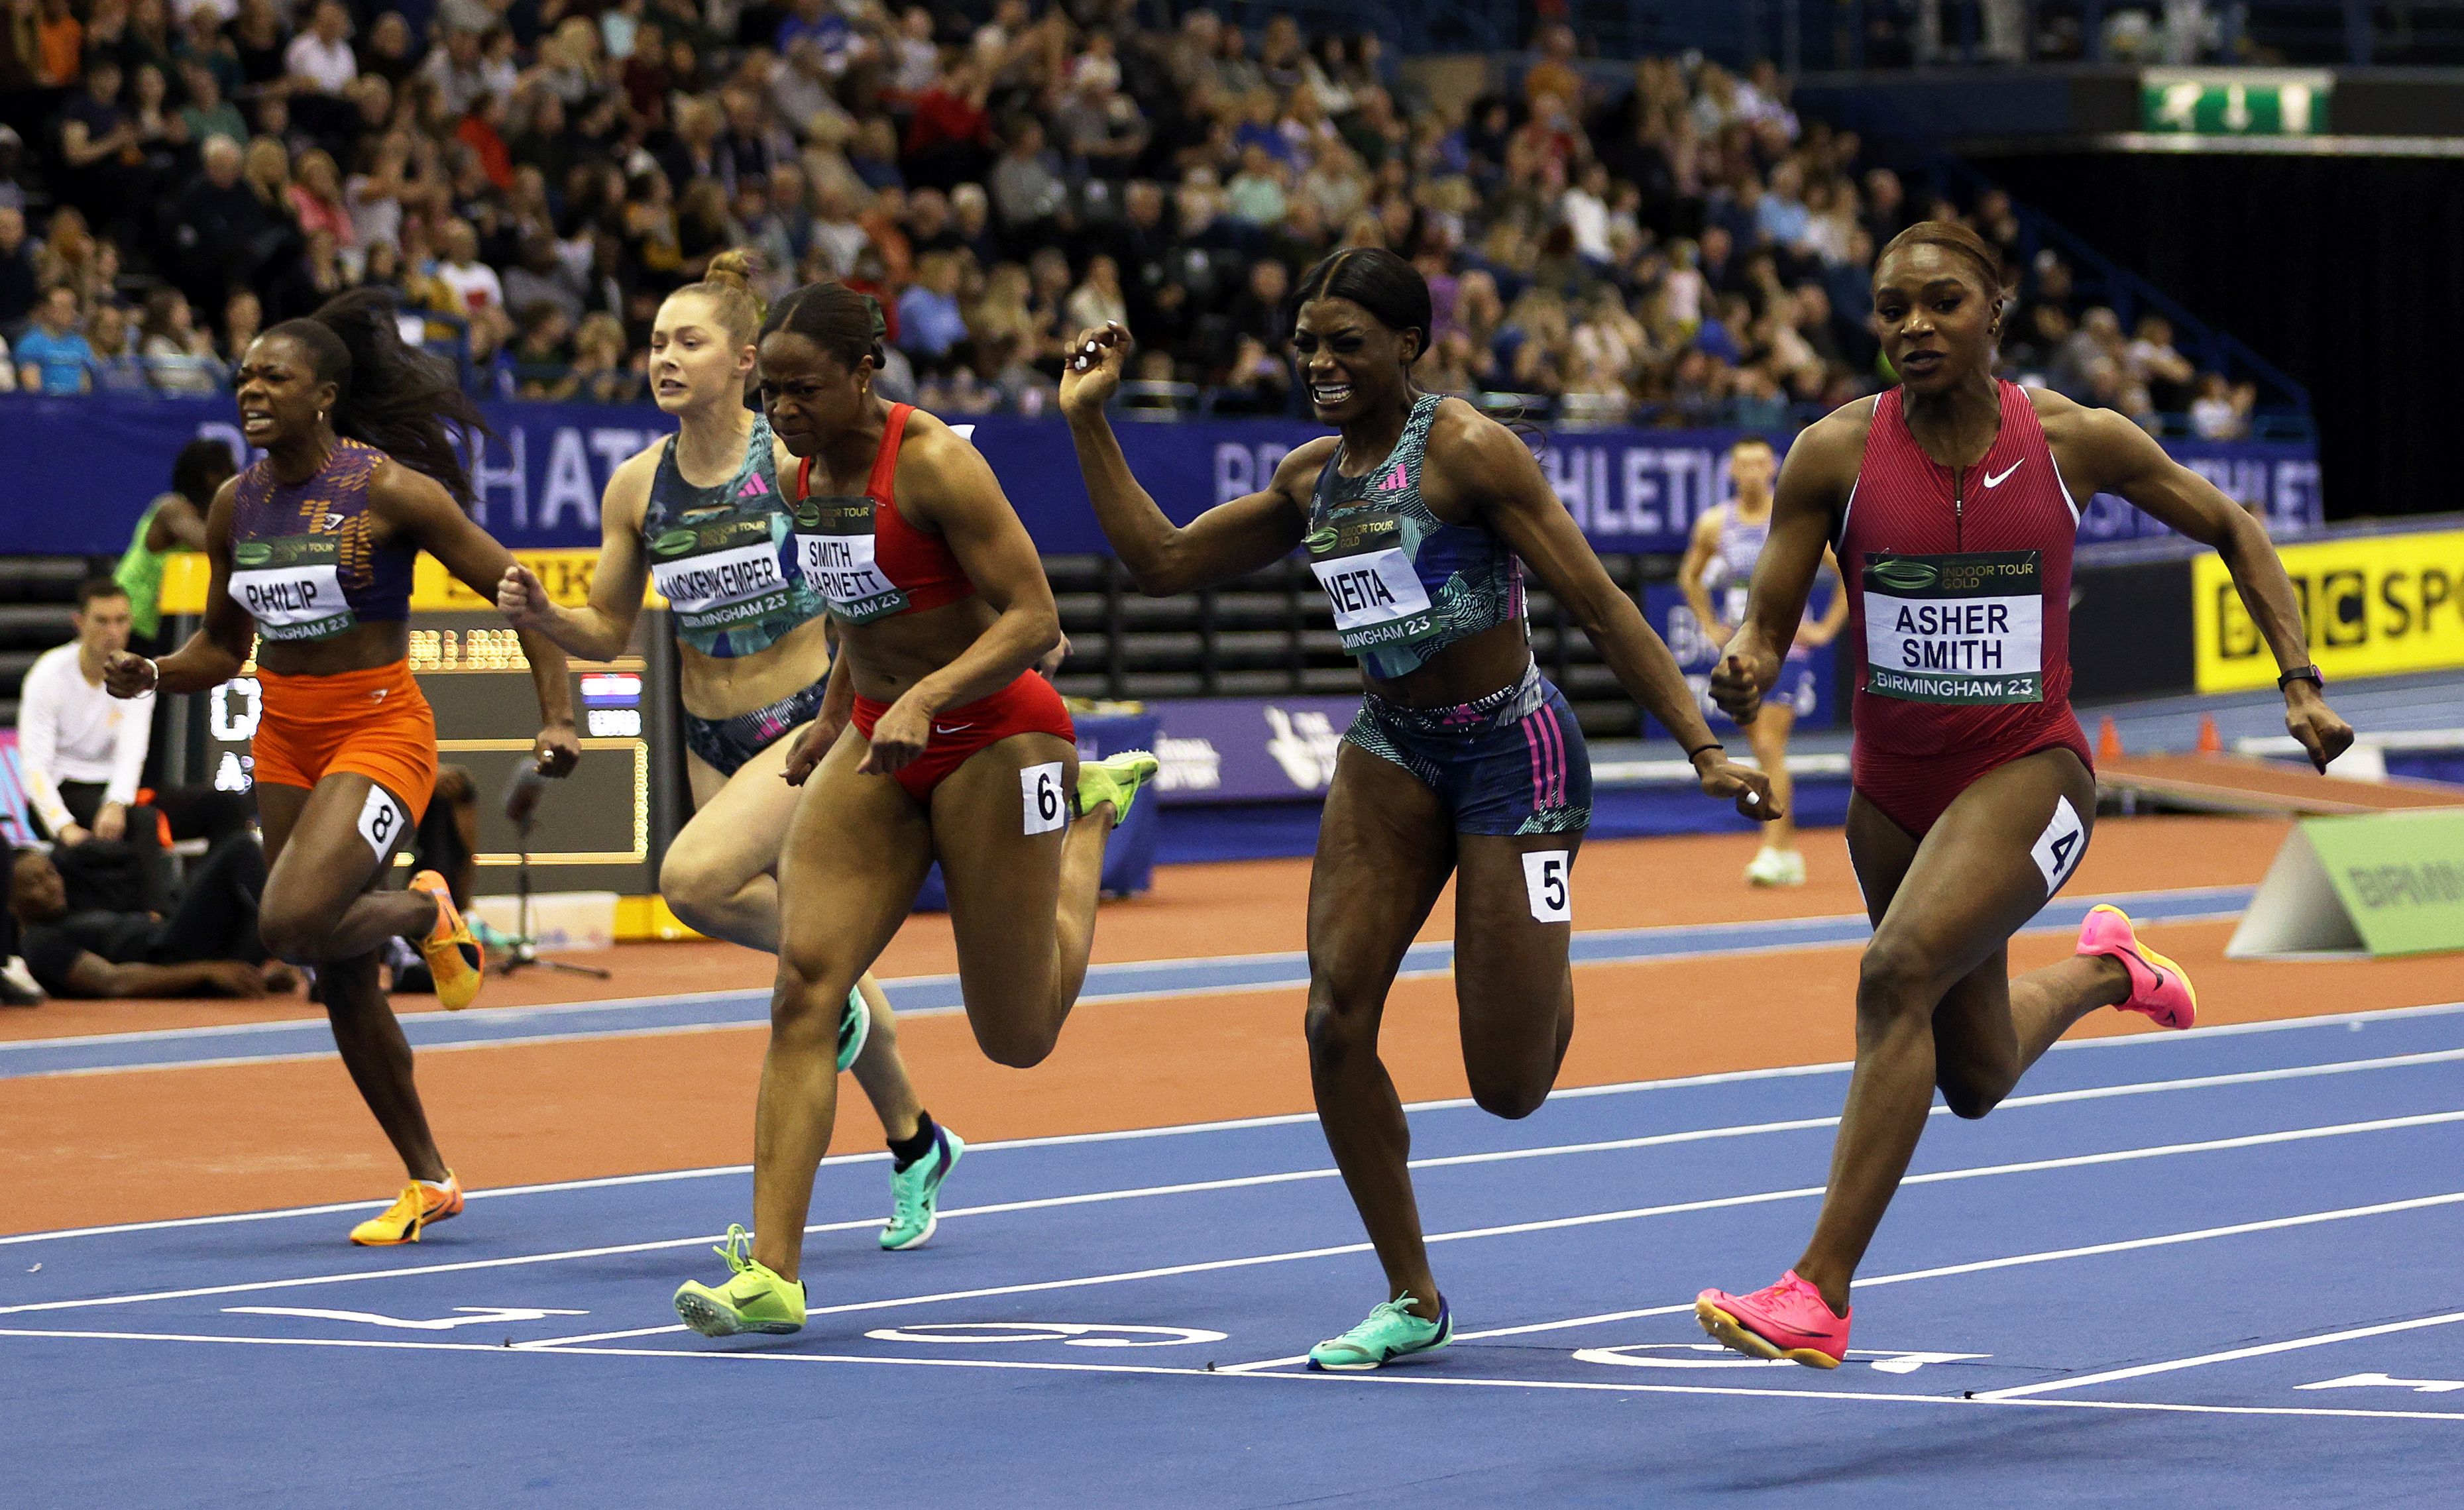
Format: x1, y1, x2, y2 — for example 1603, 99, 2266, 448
672, 247, 767, 348
267, 288, 496, 510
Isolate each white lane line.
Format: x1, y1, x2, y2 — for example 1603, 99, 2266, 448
1974, 1308, 2464, 1401
1211, 1183, 2464, 1374
7, 1325, 2463, 1427
0, 884, 2261, 1060
708, 1116, 2464, 1354
17, 1002, 2464, 1251
21, 1050, 2463, 1319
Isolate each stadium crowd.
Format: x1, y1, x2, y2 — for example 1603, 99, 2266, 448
0, 1, 2255, 435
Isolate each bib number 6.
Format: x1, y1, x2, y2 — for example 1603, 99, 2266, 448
1521, 850, 1573, 923
1021, 762, 1068, 836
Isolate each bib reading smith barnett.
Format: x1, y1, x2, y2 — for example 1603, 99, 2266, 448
227, 439, 415, 641
1842, 381, 2082, 757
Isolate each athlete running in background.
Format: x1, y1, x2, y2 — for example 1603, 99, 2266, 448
105, 289, 581, 1246
1678, 435, 1849, 887
498, 253, 961, 1252
669, 282, 1155, 1338
1695, 222, 2352, 1367
1060, 248, 1773, 1371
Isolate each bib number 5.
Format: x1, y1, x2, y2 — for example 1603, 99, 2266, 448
1522, 850, 1573, 923
1022, 763, 1068, 836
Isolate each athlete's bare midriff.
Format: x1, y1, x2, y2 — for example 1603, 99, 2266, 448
835, 592, 1003, 704
675, 613, 837, 723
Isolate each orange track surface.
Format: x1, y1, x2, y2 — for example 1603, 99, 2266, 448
6, 815, 2457, 1237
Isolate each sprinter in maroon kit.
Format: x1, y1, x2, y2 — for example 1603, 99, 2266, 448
1693, 221, 2354, 1368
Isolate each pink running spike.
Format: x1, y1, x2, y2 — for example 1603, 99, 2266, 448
2076, 904, 2198, 1030
1696, 1271, 1850, 1368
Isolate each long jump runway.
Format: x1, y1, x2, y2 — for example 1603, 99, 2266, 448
7, 1000, 2463, 1506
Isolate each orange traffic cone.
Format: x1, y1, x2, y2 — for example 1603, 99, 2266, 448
2197, 715, 2223, 755
2096, 716, 2123, 761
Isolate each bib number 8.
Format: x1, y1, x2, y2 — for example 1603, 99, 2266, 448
1022, 762, 1067, 836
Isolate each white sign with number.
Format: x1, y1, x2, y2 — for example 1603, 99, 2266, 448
1021, 761, 1067, 835
1522, 850, 1573, 922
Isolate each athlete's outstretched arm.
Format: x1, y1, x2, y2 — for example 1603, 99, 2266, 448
498, 447, 656, 661
108, 480, 254, 698
2061, 404, 2353, 769
373, 460, 582, 777
1437, 405, 1775, 819
858, 420, 1062, 774
1058, 322, 1312, 594
1713, 414, 1857, 722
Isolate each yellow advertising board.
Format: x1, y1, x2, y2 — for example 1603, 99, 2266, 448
2194, 529, 2464, 692
158, 548, 661, 616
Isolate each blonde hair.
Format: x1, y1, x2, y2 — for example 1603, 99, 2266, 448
665, 247, 765, 347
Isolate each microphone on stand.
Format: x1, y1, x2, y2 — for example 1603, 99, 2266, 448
490, 757, 610, 981
502, 763, 549, 828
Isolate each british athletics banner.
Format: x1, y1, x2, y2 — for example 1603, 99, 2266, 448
0, 392, 2322, 557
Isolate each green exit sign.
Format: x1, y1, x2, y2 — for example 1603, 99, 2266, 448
2142, 70, 2332, 135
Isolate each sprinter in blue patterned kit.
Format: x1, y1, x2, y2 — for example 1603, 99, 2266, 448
1062, 248, 1775, 1372
1305, 392, 1590, 836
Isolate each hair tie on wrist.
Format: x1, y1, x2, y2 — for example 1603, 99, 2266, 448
1686, 740, 1724, 759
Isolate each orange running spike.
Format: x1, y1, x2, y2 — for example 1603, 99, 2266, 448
2097, 716, 2123, 761
2197, 714, 2223, 755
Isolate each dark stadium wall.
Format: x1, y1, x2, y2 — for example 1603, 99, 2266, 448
1986, 152, 2464, 525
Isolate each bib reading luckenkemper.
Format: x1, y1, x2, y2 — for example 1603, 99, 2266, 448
1862, 549, 2044, 704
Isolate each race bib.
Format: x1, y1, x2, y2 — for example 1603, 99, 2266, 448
793, 497, 909, 623
647, 515, 795, 635
229, 534, 356, 641
1305, 512, 1436, 657
1862, 551, 2044, 705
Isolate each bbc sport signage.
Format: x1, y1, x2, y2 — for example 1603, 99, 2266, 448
1, 394, 2321, 559
2192, 527, 2464, 692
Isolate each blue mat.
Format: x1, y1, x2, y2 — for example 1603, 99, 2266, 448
7, 999, 2463, 1505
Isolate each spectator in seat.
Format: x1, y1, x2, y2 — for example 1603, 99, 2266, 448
59, 53, 144, 239
2127, 314, 2196, 414
17, 286, 93, 394
502, 231, 583, 325
87, 302, 150, 392
7, 843, 297, 1000
431, 216, 504, 315
2190, 372, 2253, 441
896, 250, 969, 372
0, 205, 37, 327
165, 134, 275, 316
284, 1, 355, 99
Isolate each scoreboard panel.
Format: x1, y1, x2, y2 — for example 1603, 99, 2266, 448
158, 551, 685, 896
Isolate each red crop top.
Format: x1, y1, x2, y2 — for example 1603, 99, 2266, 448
789, 404, 978, 623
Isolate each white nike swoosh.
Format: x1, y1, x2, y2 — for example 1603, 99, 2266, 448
933, 724, 976, 735
1984, 461, 2023, 488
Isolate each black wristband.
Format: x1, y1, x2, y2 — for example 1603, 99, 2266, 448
2278, 665, 2324, 692
1685, 741, 1724, 761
